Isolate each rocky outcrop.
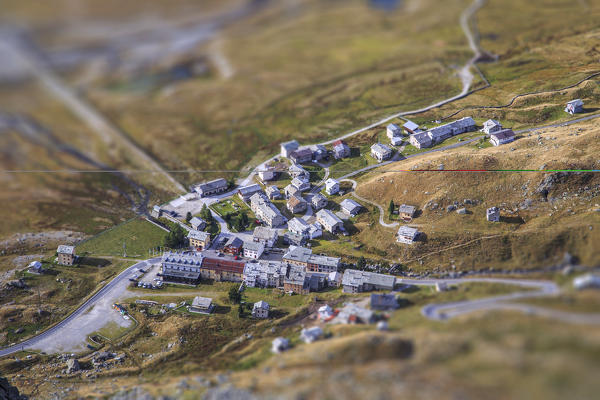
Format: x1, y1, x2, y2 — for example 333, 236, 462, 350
66, 359, 80, 374
0, 377, 27, 400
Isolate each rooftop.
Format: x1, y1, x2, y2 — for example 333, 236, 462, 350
187, 230, 210, 241
371, 143, 392, 153
283, 245, 313, 263
342, 269, 396, 288
340, 198, 362, 212
316, 209, 343, 227
57, 245, 75, 255
192, 296, 213, 308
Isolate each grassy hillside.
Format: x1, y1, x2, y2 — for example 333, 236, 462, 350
76, 218, 167, 257
344, 118, 600, 271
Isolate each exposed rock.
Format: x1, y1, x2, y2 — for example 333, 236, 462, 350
203, 386, 255, 400
456, 208, 468, 215
110, 387, 154, 400
536, 172, 569, 199
7, 279, 27, 289
0, 377, 27, 400
66, 358, 80, 374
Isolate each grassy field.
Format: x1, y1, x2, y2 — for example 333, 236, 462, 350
76, 218, 167, 257
0, 258, 135, 346
79, 0, 469, 187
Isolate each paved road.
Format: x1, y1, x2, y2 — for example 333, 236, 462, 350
0, 258, 160, 358
397, 277, 600, 325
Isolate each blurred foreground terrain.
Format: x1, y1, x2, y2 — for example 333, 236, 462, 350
1, 0, 600, 399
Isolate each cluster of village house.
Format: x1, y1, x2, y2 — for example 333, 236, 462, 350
49, 100, 587, 316
157, 239, 404, 318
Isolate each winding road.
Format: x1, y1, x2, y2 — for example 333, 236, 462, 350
397, 277, 600, 325
3, 259, 600, 359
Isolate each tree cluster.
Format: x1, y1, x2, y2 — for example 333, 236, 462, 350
229, 285, 242, 304
224, 211, 249, 232
164, 224, 187, 249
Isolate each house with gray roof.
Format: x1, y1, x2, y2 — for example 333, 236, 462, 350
311, 193, 328, 210
342, 269, 396, 293
195, 178, 229, 197
325, 178, 340, 195
280, 140, 299, 158
332, 140, 350, 159
487, 206, 500, 222
283, 231, 307, 246
250, 193, 287, 228
308, 144, 328, 161
482, 119, 502, 134
188, 230, 211, 250
265, 185, 282, 200
252, 227, 278, 248
161, 252, 205, 284
258, 165, 276, 182
282, 245, 313, 267
565, 99, 584, 115
409, 131, 432, 149
403, 120, 422, 135
370, 143, 393, 162
288, 163, 309, 180
238, 184, 264, 202
340, 198, 362, 217
427, 117, 477, 144
398, 204, 416, 221
336, 303, 376, 324
284, 184, 300, 199
288, 217, 310, 237
489, 129, 515, 146
57, 245, 76, 266
300, 326, 323, 343
272, 337, 290, 353
289, 147, 313, 164
189, 296, 214, 314
307, 222, 322, 239
190, 216, 206, 231
291, 177, 310, 192
386, 123, 402, 139
307, 254, 340, 273
284, 264, 309, 294
390, 136, 403, 146
396, 226, 420, 244
316, 209, 344, 233
243, 241, 265, 259
252, 300, 270, 319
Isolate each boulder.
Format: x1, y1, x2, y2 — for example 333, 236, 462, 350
66, 358, 80, 374
456, 208, 468, 215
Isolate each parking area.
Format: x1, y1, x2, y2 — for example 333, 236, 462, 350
135, 262, 163, 289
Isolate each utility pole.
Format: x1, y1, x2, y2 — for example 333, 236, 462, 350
123, 241, 127, 258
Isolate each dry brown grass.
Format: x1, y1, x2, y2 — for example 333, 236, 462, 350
347, 119, 600, 270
